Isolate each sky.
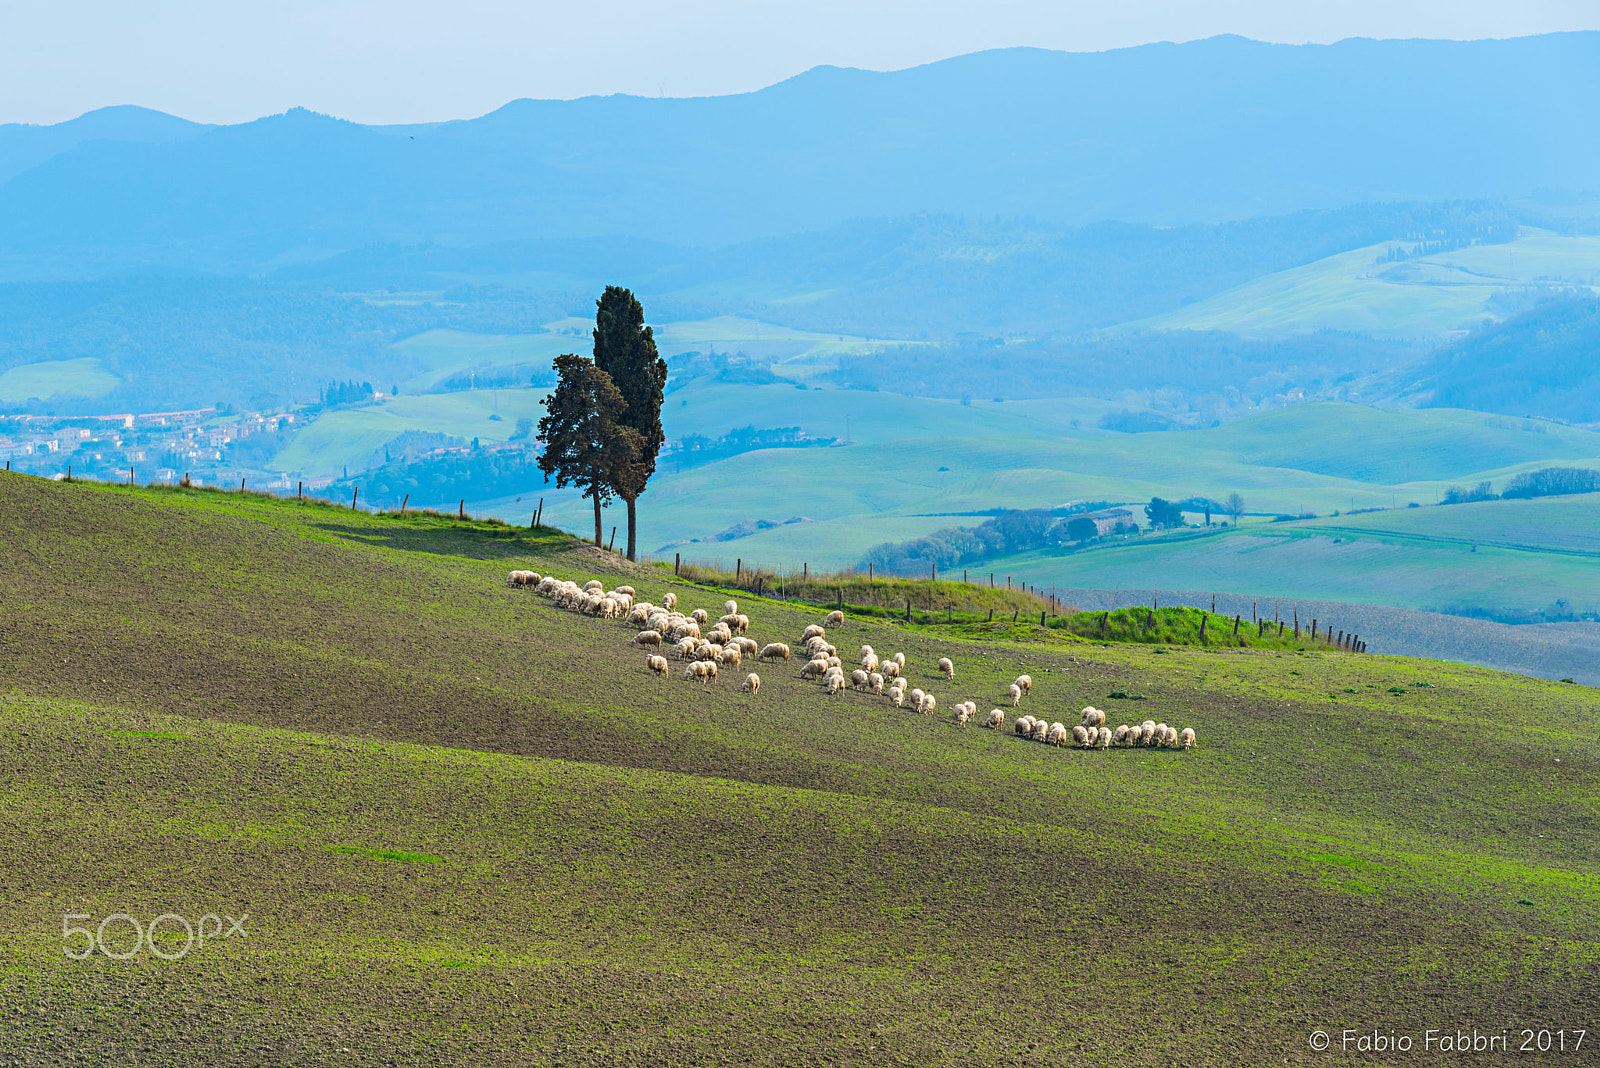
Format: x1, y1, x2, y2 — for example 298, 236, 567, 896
3, 0, 1598, 126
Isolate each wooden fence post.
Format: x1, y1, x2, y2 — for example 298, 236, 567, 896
736, 558, 741, 580
1012, 609, 1019, 622
675, 553, 680, 575
459, 499, 465, 519
129, 467, 134, 486
1233, 615, 1241, 636
803, 562, 808, 579
1199, 615, 1207, 641
352, 487, 359, 510
535, 499, 543, 527
66, 465, 72, 482
240, 477, 246, 492
905, 598, 911, 622
608, 526, 616, 552
931, 562, 936, 581
990, 572, 994, 587
1040, 611, 1046, 627
298, 480, 303, 499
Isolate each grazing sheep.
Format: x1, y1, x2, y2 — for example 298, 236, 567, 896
626, 604, 652, 627
861, 653, 880, 673
1014, 715, 1036, 736
825, 610, 845, 626
683, 661, 706, 681
1039, 722, 1061, 746
583, 579, 605, 593
691, 608, 709, 625
860, 644, 875, 657
955, 704, 972, 725
1180, 727, 1196, 750
615, 585, 635, 597
733, 637, 759, 655
675, 637, 699, 659
536, 576, 559, 595
646, 654, 670, 677
1142, 719, 1158, 739
893, 652, 906, 668
1080, 707, 1105, 728
1015, 674, 1033, 694
1008, 683, 1023, 706
633, 629, 663, 647
851, 668, 869, 690
986, 708, 1005, 729
696, 643, 723, 662
938, 657, 955, 679
1164, 726, 1180, 748
801, 624, 826, 641
1125, 724, 1144, 746
720, 645, 743, 668
879, 660, 901, 679
827, 674, 846, 695
743, 673, 761, 694
506, 569, 533, 586
921, 694, 937, 716
826, 655, 842, 669
662, 592, 677, 610
869, 672, 884, 695
801, 659, 829, 679
671, 622, 702, 641
1071, 724, 1089, 747
889, 688, 905, 708
910, 688, 925, 710
890, 676, 907, 692
1113, 725, 1129, 746
1030, 718, 1050, 742
1096, 726, 1111, 748
735, 614, 750, 633
724, 600, 738, 616
759, 643, 791, 663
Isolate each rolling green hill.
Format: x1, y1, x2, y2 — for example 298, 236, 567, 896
1, 472, 1596, 1062
1134, 231, 1600, 339
0, 357, 120, 403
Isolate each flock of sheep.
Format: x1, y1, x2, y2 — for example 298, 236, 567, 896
506, 568, 1199, 753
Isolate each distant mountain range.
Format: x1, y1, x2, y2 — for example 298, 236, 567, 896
2, 33, 1597, 276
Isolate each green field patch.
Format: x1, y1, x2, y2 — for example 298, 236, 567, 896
329, 845, 445, 864
109, 730, 190, 739
0, 357, 120, 402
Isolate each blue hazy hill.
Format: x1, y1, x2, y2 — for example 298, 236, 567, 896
1, 33, 1596, 273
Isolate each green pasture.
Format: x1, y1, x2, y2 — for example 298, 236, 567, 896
0, 357, 121, 402
0, 473, 1595, 1062
1135, 231, 1600, 338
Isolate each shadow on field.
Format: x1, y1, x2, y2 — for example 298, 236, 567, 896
309, 521, 571, 562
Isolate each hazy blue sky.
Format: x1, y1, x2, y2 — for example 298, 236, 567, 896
4, 0, 1597, 126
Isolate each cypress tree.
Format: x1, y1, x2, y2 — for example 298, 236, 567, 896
592, 286, 668, 561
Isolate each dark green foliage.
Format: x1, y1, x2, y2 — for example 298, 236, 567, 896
538, 353, 639, 546
665, 425, 835, 470
1056, 605, 1315, 649
322, 379, 374, 406
862, 506, 1122, 575
592, 286, 668, 560
1500, 466, 1600, 499
1066, 516, 1098, 542
1145, 497, 1186, 529
1441, 480, 1498, 504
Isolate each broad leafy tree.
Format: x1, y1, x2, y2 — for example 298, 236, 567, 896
1145, 497, 1185, 529
537, 354, 640, 547
592, 286, 668, 560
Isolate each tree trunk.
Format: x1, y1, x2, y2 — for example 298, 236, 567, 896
591, 486, 603, 546
625, 495, 638, 561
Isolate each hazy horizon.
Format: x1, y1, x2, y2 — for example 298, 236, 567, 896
4, 1, 1597, 126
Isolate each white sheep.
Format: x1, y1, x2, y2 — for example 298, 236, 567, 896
1015, 674, 1033, 694
921, 693, 937, 716
890, 676, 907, 693
633, 629, 663, 647
861, 652, 880, 673
1081, 707, 1105, 728
646, 654, 669, 677
1125, 724, 1144, 746
825, 610, 844, 626
955, 704, 972, 725
743, 673, 761, 694
691, 608, 709, 625
1048, 722, 1069, 746
1008, 683, 1023, 706
1071, 724, 1089, 747
889, 688, 905, 708
734, 614, 750, 633
724, 599, 738, 616
801, 624, 825, 641
674, 637, 699, 659
720, 645, 743, 668
615, 585, 635, 597
1029, 718, 1050, 742
626, 604, 652, 627
880, 660, 901, 679
910, 688, 925, 710
1097, 726, 1112, 749
696, 643, 723, 662
733, 636, 759, 656
1113, 725, 1129, 746
1180, 727, 1196, 750
825, 655, 842, 669
986, 708, 1005, 729
893, 652, 906, 668
1014, 715, 1036, 736
759, 642, 791, 663
938, 657, 955, 679
851, 669, 869, 690
1164, 726, 1180, 748
801, 659, 829, 679
672, 622, 701, 641
827, 674, 846, 695
662, 591, 677, 610
583, 579, 604, 593
869, 672, 885, 694
860, 644, 875, 657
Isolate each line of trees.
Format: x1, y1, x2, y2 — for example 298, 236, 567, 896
537, 287, 669, 560
322, 380, 374, 406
